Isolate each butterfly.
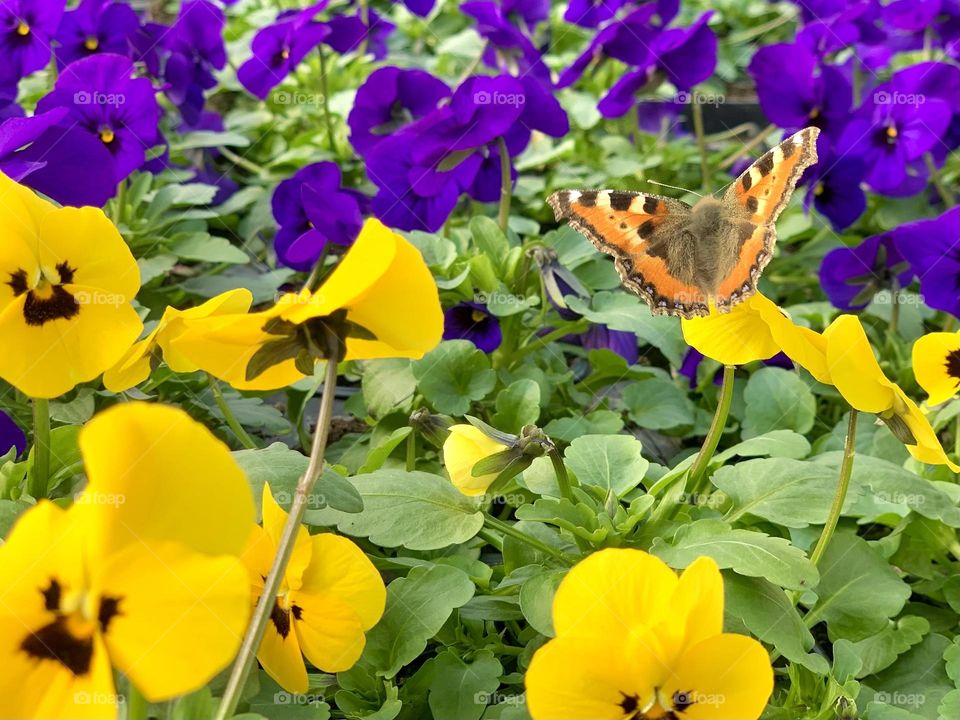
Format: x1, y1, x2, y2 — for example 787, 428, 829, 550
547, 126, 821, 319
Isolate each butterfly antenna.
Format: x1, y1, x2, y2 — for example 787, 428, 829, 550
646, 179, 704, 198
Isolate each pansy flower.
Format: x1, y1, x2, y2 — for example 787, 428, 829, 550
564, 0, 625, 28
244, 484, 385, 692
824, 315, 957, 470
804, 152, 867, 231
819, 233, 913, 311
104, 289, 254, 392
324, 8, 395, 60
443, 423, 506, 496
237, 5, 331, 100
461, 1, 550, 85
161, 0, 227, 125
172, 218, 443, 390
893, 206, 960, 318
443, 301, 502, 352
525, 549, 773, 720
54, 0, 140, 69
0, 410, 25, 456
0, 0, 63, 88
32, 53, 164, 196
581, 324, 639, 365
347, 66, 450, 156
272, 162, 370, 271
0, 403, 254, 716
0, 171, 142, 398
913, 331, 960, 406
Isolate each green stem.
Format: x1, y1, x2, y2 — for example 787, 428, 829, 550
925, 154, 955, 208
214, 336, 342, 720
112, 180, 127, 226
496, 136, 512, 232
513, 320, 590, 362
483, 515, 576, 565
318, 48, 337, 156
809, 410, 858, 568
406, 430, 416, 472
690, 93, 710, 192
208, 374, 258, 450
719, 124, 777, 170
548, 448, 574, 502
127, 684, 149, 720
888, 278, 900, 336
219, 146, 268, 176
687, 365, 735, 493
29, 397, 50, 499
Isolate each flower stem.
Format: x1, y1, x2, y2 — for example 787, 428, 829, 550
208, 374, 258, 450
318, 47, 337, 156
925, 154, 955, 208
809, 410, 858, 567
28, 397, 50, 499
690, 93, 710, 192
719, 123, 777, 170
483, 514, 576, 565
406, 430, 416, 472
687, 365, 735, 493
496, 136, 512, 232
219, 146, 268, 176
214, 335, 342, 720
548, 448, 574, 502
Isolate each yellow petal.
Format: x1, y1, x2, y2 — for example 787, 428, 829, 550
78, 402, 255, 559
298, 533, 386, 630
262, 482, 313, 591
99, 541, 250, 702
662, 634, 773, 720
442, 424, 504, 497
912, 332, 960, 406
896, 390, 960, 471
668, 556, 724, 654
292, 589, 367, 673
257, 603, 309, 694
823, 314, 896, 413
552, 548, 678, 640
0, 174, 47, 313
158, 288, 254, 372
681, 295, 779, 366
102, 324, 162, 392
0, 288, 143, 398
525, 636, 661, 720
756, 298, 830, 384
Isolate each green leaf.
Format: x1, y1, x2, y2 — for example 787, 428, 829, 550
428, 649, 503, 720
492, 379, 541, 433
724, 573, 828, 674
543, 410, 624, 444
358, 427, 412, 474
308, 470, 483, 550
0, 499, 30, 538
49, 389, 95, 424
172, 233, 250, 263
862, 634, 953, 720
362, 565, 475, 678
848, 616, 930, 677
651, 518, 818, 591
564, 434, 649, 497
520, 570, 565, 637
362, 359, 416, 419
713, 430, 811, 463
622, 376, 695, 430
742, 367, 816, 437
716, 458, 859, 528
806, 533, 911, 641
413, 341, 497, 415
470, 216, 510, 265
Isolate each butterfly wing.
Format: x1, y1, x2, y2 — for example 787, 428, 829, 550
547, 189, 709, 318
713, 126, 820, 310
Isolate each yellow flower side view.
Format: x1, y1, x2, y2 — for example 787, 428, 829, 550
0, 171, 142, 398
0, 403, 255, 717
443, 423, 506, 496
244, 484, 386, 693
525, 548, 773, 720
171, 218, 444, 390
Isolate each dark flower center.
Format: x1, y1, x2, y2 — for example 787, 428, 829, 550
945, 350, 960, 382
269, 598, 303, 639
615, 688, 695, 718
7, 262, 81, 327
873, 123, 899, 147
84, 35, 99, 51
20, 578, 123, 677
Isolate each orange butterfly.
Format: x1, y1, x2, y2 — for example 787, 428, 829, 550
547, 127, 821, 319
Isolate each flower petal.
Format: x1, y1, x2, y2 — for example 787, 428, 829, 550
442, 424, 504, 497
823, 314, 896, 413
681, 296, 780, 366
291, 590, 367, 673
912, 332, 960, 406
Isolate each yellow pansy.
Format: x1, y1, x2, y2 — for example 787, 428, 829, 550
526, 549, 773, 720
0, 172, 142, 398
681, 293, 830, 382
443, 424, 505, 497
912, 331, 960, 406
171, 218, 443, 391
103, 288, 254, 391
825, 315, 958, 471
244, 484, 386, 693
0, 403, 255, 716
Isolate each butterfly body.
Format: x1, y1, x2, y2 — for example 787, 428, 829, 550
548, 127, 821, 318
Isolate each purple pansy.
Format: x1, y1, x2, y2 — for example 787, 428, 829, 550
804, 152, 867, 231
348, 66, 450, 156
162, 0, 227, 125
502, 0, 550, 27
55, 0, 140, 69
819, 234, 913, 311
0, 410, 25, 457
272, 162, 369, 271
461, 1, 550, 85
400, 0, 436, 16
564, 0, 625, 28
323, 8, 395, 60
0, 107, 71, 181
443, 302, 503, 353
0, 0, 64, 88
582, 324, 639, 365
894, 206, 960, 318
28, 53, 163, 204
